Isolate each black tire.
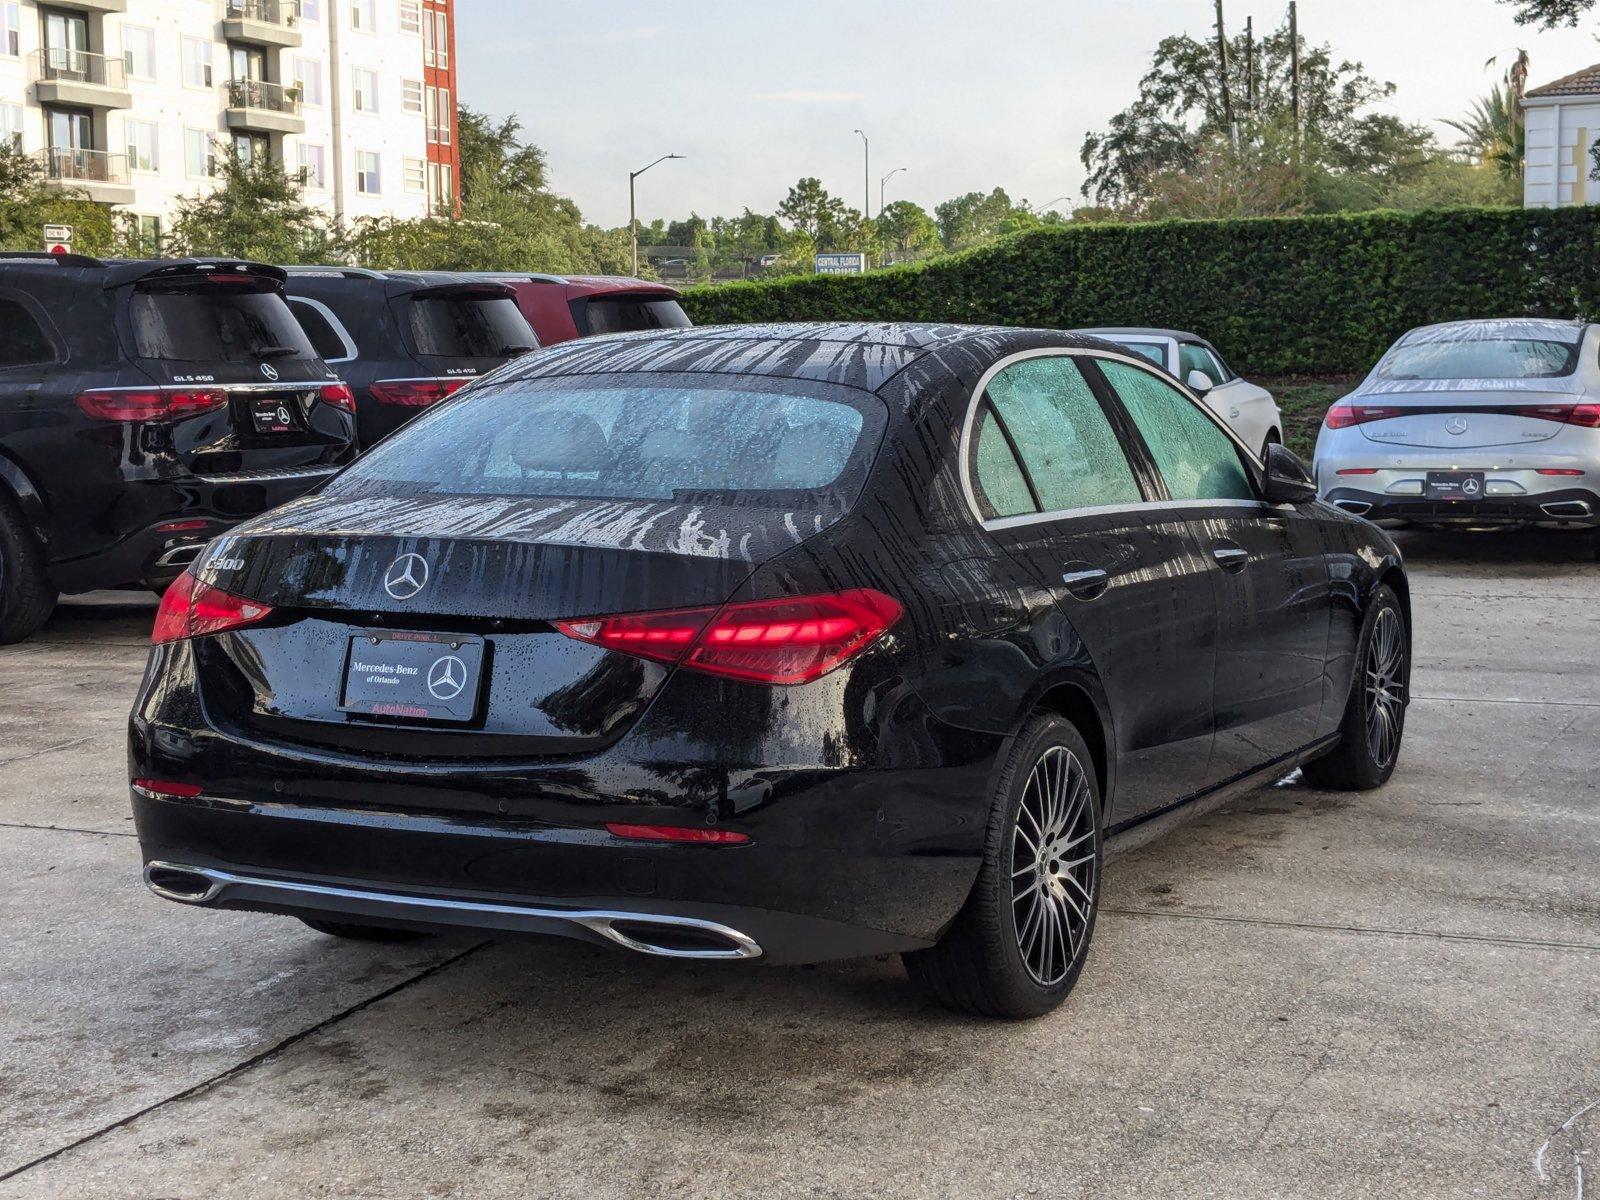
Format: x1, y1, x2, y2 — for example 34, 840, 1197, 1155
300, 917, 433, 943
904, 715, 1103, 1020
0, 496, 56, 646
1301, 583, 1408, 791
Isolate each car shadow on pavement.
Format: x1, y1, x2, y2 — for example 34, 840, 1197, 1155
1388, 524, 1596, 566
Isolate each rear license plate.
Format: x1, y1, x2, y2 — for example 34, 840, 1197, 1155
251, 396, 298, 434
340, 631, 485, 723
1424, 471, 1486, 502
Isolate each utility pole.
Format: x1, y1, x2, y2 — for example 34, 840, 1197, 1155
1214, 0, 1234, 146
629, 153, 683, 277
1290, 1, 1302, 158
853, 129, 870, 221
1244, 16, 1255, 113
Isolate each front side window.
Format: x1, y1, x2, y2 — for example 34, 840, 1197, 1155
129, 281, 317, 364
1178, 342, 1227, 386
1100, 360, 1255, 502
328, 373, 886, 504
0, 297, 56, 367
1378, 336, 1578, 381
979, 356, 1141, 515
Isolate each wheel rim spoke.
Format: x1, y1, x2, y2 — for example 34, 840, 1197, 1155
1012, 745, 1098, 987
1361, 609, 1405, 769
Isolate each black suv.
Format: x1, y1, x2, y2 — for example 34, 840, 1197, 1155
0, 254, 356, 643
281, 268, 538, 447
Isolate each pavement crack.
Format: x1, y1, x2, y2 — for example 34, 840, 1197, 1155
0, 737, 94, 769
1105, 908, 1600, 953
0, 821, 136, 839
0, 939, 491, 1184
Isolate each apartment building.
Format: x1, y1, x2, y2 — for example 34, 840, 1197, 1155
0, 0, 462, 247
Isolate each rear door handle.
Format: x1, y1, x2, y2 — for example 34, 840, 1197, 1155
1211, 543, 1249, 573
1060, 566, 1110, 600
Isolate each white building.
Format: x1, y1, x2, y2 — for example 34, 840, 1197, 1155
1522, 63, 1600, 208
0, 0, 461, 249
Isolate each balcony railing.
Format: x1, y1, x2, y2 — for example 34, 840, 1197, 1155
31, 47, 127, 89
39, 147, 130, 185
224, 77, 301, 115
225, 0, 300, 26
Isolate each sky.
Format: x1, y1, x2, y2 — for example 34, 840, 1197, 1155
457, 0, 1600, 228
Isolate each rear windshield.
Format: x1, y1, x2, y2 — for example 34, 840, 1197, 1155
581, 296, 692, 336
1378, 338, 1578, 381
130, 283, 317, 363
329, 371, 886, 504
407, 295, 537, 359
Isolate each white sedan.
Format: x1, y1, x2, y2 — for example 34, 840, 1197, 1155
1074, 327, 1284, 459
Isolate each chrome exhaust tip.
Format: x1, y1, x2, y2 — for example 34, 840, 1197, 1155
144, 861, 225, 903
1333, 499, 1373, 516
1539, 500, 1593, 519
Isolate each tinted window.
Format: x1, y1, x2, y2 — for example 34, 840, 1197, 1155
1378, 338, 1576, 380
0, 298, 56, 366
982, 357, 1141, 513
331, 372, 884, 503
582, 296, 692, 336
1107, 339, 1167, 369
407, 296, 537, 358
130, 284, 317, 363
288, 298, 351, 361
1101, 360, 1255, 502
970, 404, 1037, 519
1179, 342, 1227, 384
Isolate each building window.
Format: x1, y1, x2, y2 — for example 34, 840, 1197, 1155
0, 103, 21, 152
185, 129, 216, 178
399, 0, 420, 34
350, 0, 374, 31
298, 141, 327, 189
181, 38, 213, 89
431, 11, 448, 68
425, 85, 450, 144
356, 150, 380, 194
403, 156, 425, 192
427, 160, 452, 212
0, 4, 18, 58
301, 0, 321, 21
125, 119, 158, 171
402, 78, 422, 113
121, 24, 155, 79
293, 56, 323, 106
133, 214, 161, 256
352, 66, 378, 112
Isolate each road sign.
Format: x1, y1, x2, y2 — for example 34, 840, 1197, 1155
815, 252, 868, 276
43, 223, 74, 255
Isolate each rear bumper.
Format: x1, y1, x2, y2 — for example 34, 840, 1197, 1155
1321, 484, 1600, 526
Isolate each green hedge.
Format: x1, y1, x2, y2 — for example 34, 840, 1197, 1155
680, 207, 1600, 376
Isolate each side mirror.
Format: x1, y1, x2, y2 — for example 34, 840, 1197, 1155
1185, 369, 1214, 394
1262, 442, 1318, 504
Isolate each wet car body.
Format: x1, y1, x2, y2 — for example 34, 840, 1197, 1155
470, 273, 690, 347
130, 324, 1407, 972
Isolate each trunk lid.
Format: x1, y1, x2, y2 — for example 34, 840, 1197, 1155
1355, 384, 1584, 449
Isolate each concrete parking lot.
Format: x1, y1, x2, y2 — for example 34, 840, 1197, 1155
1, 530, 1595, 1200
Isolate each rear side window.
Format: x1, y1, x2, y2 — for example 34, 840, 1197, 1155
407, 295, 536, 358
970, 406, 1037, 518
1108, 339, 1167, 369
1100, 360, 1255, 502
978, 356, 1141, 515
0, 297, 56, 366
330, 371, 885, 504
581, 296, 692, 336
288, 298, 353, 361
130, 284, 317, 363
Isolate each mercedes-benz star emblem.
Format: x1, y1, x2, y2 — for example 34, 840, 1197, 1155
426, 655, 467, 701
1445, 416, 1469, 436
260, 362, 279, 381
1461, 476, 1483, 497
383, 553, 429, 600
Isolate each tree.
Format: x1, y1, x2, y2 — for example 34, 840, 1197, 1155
934, 188, 1037, 250
1501, 0, 1593, 25
1137, 138, 1305, 219
457, 107, 547, 201
163, 146, 332, 261
777, 177, 848, 243
1081, 24, 1434, 210
875, 200, 941, 257
1444, 84, 1525, 179
0, 144, 120, 254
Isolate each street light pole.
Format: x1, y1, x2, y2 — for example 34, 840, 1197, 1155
852, 129, 870, 221
630, 153, 683, 277
879, 166, 906, 214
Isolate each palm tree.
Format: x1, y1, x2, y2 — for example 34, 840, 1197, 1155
1445, 82, 1526, 178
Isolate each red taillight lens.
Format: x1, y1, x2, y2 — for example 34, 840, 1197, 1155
318, 382, 357, 413
1323, 404, 1406, 430
152, 571, 273, 645
1336, 468, 1379, 475
132, 778, 204, 798
555, 588, 903, 686
76, 388, 228, 422
1536, 468, 1586, 476
1566, 403, 1600, 429
368, 378, 468, 406
605, 822, 751, 845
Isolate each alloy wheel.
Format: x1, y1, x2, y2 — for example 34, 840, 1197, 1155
1010, 746, 1096, 986
1364, 607, 1405, 768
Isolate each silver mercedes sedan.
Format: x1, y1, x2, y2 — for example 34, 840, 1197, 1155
1314, 319, 1600, 545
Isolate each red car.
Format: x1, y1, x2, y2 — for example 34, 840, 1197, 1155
474, 274, 691, 347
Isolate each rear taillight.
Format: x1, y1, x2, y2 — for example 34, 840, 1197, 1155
1537, 468, 1586, 476
1566, 403, 1600, 428
76, 388, 228, 422
152, 571, 273, 645
555, 588, 903, 685
1323, 404, 1407, 430
368, 378, 469, 406
1336, 468, 1379, 475
132, 778, 204, 798
318, 382, 357, 413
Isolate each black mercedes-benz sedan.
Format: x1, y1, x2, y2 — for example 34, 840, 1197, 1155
130, 324, 1410, 1019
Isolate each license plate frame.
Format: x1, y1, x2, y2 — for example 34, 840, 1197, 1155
340, 631, 486, 723
1423, 470, 1486, 502
250, 395, 298, 434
